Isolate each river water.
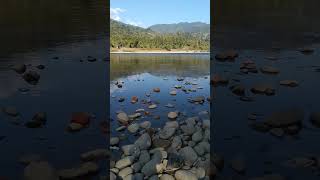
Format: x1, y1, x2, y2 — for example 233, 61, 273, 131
212, 0, 320, 179
0, 1, 108, 179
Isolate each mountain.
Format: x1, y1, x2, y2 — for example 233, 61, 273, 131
148, 22, 210, 34
110, 19, 210, 50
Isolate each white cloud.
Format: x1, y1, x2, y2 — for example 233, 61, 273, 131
125, 20, 144, 27
110, 8, 126, 21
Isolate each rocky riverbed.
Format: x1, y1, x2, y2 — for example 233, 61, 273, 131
0, 39, 108, 179
110, 54, 211, 180
212, 46, 320, 179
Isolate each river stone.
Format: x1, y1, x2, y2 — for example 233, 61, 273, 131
140, 121, 151, 129
12, 64, 26, 74
192, 96, 205, 103
122, 144, 140, 156
230, 84, 245, 96
168, 112, 178, 119
202, 120, 210, 129
260, 66, 280, 74
110, 137, 120, 145
280, 80, 299, 87
160, 174, 175, 180
148, 104, 157, 109
194, 141, 210, 156
170, 90, 177, 95
117, 112, 129, 124
128, 113, 141, 119
133, 173, 144, 180
165, 121, 179, 129
135, 133, 152, 150
153, 138, 171, 148
110, 172, 116, 180
192, 131, 203, 142
159, 127, 176, 139
131, 162, 142, 172
131, 96, 138, 103
181, 124, 195, 135
24, 161, 58, 180
179, 146, 198, 166
171, 136, 182, 149
2, 106, 19, 117
264, 109, 303, 127
251, 84, 275, 95
215, 50, 238, 61
23, 71, 40, 85
153, 88, 160, 92
139, 150, 151, 165
211, 74, 229, 86
80, 149, 108, 161
118, 167, 133, 178
310, 112, 320, 127
175, 170, 198, 180
58, 162, 99, 179
141, 158, 163, 177
68, 123, 84, 131
115, 156, 135, 169
128, 123, 139, 133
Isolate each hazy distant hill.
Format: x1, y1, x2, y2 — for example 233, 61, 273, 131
148, 22, 210, 34
110, 19, 210, 50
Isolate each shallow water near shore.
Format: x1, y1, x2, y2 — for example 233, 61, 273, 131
212, 0, 320, 179
110, 54, 211, 178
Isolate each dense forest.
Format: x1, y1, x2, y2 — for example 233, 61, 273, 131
110, 20, 210, 51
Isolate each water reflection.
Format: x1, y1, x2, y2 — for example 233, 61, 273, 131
110, 54, 210, 80
213, 0, 320, 49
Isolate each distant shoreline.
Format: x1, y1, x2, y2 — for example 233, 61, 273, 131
110, 48, 209, 54
110, 51, 209, 54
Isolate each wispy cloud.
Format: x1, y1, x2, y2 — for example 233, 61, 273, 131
110, 8, 126, 21
125, 20, 144, 27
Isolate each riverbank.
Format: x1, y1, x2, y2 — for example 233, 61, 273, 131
110, 48, 209, 54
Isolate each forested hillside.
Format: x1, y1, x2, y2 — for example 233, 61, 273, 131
110, 19, 210, 51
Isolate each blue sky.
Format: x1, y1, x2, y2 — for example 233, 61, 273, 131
110, 0, 210, 28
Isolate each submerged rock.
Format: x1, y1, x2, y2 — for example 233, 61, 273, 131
260, 66, 280, 74
2, 106, 19, 117
264, 109, 304, 128
153, 88, 160, 92
11, 64, 26, 74
280, 80, 299, 87
24, 161, 58, 180
215, 50, 238, 61
168, 112, 178, 119
58, 162, 99, 179
117, 112, 129, 124
23, 71, 40, 85
310, 112, 320, 127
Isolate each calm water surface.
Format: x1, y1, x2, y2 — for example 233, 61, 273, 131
213, 0, 320, 179
0, 0, 107, 179
110, 54, 210, 161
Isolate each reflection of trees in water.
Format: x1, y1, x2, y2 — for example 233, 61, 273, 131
0, 0, 107, 55
110, 54, 210, 81
213, 0, 320, 48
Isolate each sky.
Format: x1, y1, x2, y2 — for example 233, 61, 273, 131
110, 0, 210, 28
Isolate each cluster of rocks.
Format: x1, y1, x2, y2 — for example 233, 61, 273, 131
11, 64, 43, 85
110, 116, 211, 180
22, 148, 108, 180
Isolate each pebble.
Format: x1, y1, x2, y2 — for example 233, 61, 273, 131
115, 156, 135, 169
134, 133, 152, 150
128, 123, 140, 133
23, 71, 40, 85
168, 112, 178, 119
153, 88, 161, 92
159, 127, 176, 139
170, 90, 177, 95
280, 80, 299, 87
110, 137, 120, 145
160, 174, 175, 180
179, 146, 198, 166
175, 170, 198, 180
118, 167, 133, 178
11, 64, 26, 74
2, 106, 19, 117
80, 149, 108, 161
117, 112, 129, 124
140, 121, 151, 129
148, 104, 157, 109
